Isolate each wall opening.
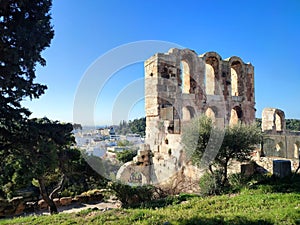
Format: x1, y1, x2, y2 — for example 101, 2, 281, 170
230, 61, 243, 96
180, 61, 190, 93
205, 107, 216, 124
275, 112, 283, 131
229, 106, 243, 126
294, 142, 300, 159
276, 142, 283, 152
182, 106, 195, 121
205, 64, 215, 95
231, 68, 238, 96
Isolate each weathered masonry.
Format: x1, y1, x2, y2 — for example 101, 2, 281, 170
118, 48, 256, 187
144, 48, 255, 162
116, 48, 300, 190
257, 108, 300, 171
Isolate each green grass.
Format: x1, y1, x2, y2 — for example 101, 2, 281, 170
1, 190, 300, 225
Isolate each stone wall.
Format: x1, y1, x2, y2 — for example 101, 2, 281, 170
144, 48, 256, 184
117, 50, 299, 192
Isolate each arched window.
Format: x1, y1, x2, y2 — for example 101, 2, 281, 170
205, 107, 216, 124
182, 106, 195, 121
230, 61, 242, 96
276, 142, 283, 152
205, 64, 215, 95
229, 106, 243, 126
180, 61, 190, 93
294, 142, 300, 159
275, 112, 283, 131
231, 68, 238, 96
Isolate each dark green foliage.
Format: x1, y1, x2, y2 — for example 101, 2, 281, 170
255, 118, 262, 129
256, 118, 300, 131
115, 117, 146, 136
128, 117, 146, 137
182, 116, 262, 185
0, 0, 54, 203
199, 171, 223, 196
116, 149, 137, 163
73, 123, 82, 130
108, 182, 156, 206
0, 0, 54, 140
286, 119, 300, 131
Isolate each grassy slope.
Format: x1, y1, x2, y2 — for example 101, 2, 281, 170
1, 190, 300, 225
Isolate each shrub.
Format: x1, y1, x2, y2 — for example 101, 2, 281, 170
108, 182, 156, 206
116, 149, 137, 163
228, 173, 249, 192
199, 171, 223, 196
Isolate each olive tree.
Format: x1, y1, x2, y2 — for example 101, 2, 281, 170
182, 116, 262, 185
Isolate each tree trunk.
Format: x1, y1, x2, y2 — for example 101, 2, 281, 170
38, 177, 58, 214
222, 161, 229, 186
49, 175, 65, 200
208, 164, 214, 175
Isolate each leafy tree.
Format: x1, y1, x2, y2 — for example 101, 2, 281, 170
0, 1, 54, 187
286, 119, 300, 131
73, 123, 82, 130
116, 149, 138, 163
0, 0, 54, 135
115, 117, 146, 136
0, 118, 78, 213
182, 116, 262, 185
21, 118, 74, 214
128, 117, 146, 137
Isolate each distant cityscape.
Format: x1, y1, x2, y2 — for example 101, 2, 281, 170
74, 126, 144, 158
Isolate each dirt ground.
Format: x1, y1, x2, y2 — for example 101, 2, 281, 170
32, 199, 121, 216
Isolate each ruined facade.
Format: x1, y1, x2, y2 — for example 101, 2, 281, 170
117, 48, 300, 190
143, 48, 255, 183
259, 108, 300, 164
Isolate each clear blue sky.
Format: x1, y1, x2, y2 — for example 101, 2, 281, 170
23, 0, 300, 125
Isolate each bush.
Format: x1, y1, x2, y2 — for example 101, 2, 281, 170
116, 149, 137, 163
60, 189, 74, 197
199, 171, 223, 196
228, 173, 249, 192
108, 182, 156, 206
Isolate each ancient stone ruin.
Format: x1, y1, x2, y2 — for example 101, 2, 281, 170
117, 48, 300, 191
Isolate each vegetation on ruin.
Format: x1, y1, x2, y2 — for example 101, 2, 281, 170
182, 116, 262, 185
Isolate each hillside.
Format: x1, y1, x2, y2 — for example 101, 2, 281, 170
1, 190, 299, 225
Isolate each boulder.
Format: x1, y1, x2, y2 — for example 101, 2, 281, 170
38, 199, 48, 209
74, 195, 89, 203
53, 198, 61, 207
60, 197, 72, 206
14, 202, 25, 215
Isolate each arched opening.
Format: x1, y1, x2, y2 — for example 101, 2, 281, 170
205, 107, 216, 124
229, 106, 243, 126
180, 61, 190, 93
275, 112, 283, 131
276, 142, 283, 152
205, 64, 215, 95
182, 106, 195, 121
294, 142, 300, 159
231, 68, 238, 96
230, 61, 243, 96
128, 172, 146, 185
